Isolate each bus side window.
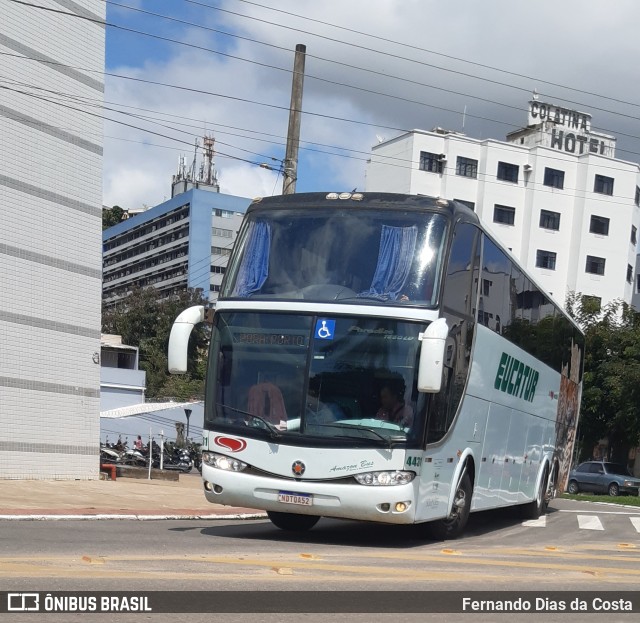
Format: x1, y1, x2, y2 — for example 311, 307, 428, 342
427, 222, 480, 444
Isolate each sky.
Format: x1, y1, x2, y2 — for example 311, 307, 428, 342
102, 0, 640, 210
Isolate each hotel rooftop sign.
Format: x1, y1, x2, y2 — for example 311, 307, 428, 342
511, 100, 616, 158
528, 101, 592, 132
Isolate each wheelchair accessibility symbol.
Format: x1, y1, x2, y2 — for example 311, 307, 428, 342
315, 319, 335, 340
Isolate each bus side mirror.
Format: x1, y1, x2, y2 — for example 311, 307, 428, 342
168, 305, 205, 374
417, 318, 448, 393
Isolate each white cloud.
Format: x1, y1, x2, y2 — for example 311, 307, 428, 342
102, 0, 640, 208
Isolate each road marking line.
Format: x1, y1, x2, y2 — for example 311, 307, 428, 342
577, 515, 604, 530
558, 510, 640, 515
0, 513, 267, 521
630, 517, 640, 533
522, 516, 547, 527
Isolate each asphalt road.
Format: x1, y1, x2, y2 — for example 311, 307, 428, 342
1, 497, 639, 622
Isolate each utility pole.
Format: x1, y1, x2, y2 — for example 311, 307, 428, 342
282, 44, 306, 195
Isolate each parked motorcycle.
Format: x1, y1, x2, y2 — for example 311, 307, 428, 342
187, 441, 202, 473
157, 442, 193, 473
100, 443, 123, 464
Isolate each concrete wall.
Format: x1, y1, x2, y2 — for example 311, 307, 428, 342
0, 0, 105, 479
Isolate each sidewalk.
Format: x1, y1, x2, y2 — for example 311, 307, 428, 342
0, 474, 266, 520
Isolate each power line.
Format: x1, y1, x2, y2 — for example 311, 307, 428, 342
5, 52, 640, 179
12, 0, 640, 136
4, 76, 639, 207
227, 0, 640, 112
101, 0, 531, 121
101, 0, 640, 134
181, 0, 640, 123
10, 0, 526, 131
0, 82, 271, 167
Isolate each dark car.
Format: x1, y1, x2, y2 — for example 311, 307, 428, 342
567, 461, 640, 496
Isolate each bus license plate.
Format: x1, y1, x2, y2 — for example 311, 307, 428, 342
278, 491, 313, 506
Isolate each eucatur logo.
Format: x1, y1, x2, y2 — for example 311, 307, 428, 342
214, 436, 247, 452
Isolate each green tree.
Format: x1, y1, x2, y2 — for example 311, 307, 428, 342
567, 293, 640, 464
102, 205, 126, 230
102, 287, 210, 400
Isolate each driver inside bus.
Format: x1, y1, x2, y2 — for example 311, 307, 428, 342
375, 379, 414, 428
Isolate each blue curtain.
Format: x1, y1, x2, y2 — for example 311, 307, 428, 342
359, 225, 418, 301
232, 221, 271, 297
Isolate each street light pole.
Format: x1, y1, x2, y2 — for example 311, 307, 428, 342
184, 408, 192, 443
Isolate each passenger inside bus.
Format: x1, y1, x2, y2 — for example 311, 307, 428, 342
247, 381, 288, 425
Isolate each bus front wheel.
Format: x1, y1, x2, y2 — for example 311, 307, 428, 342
267, 511, 320, 532
423, 473, 472, 540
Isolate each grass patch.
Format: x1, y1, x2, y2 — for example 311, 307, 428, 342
561, 493, 640, 506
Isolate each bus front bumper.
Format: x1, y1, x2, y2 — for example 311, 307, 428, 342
202, 465, 418, 524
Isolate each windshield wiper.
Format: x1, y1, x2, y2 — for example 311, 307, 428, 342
335, 295, 392, 303
310, 423, 403, 446
215, 403, 281, 439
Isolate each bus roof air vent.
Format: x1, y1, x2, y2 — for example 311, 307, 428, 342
326, 192, 339, 200
435, 197, 449, 207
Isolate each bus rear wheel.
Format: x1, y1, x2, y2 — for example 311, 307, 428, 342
423, 473, 472, 540
520, 467, 550, 520
267, 511, 320, 532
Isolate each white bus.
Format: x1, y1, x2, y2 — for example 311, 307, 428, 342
169, 192, 584, 538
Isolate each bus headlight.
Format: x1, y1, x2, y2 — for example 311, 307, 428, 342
354, 471, 415, 486
202, 451, 248, 472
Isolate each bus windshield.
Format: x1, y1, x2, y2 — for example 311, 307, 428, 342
205, 312, 428, 448
221, 208, 448, 306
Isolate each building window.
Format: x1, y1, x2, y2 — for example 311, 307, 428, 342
543, 167, 565, 189
212, 227, 233, 238
583, 295, 602, 311
585, 255, 605, 276
497, 161, 519, 183
212, 246, 232, 256
539, 209, 560, 231
594, 174, 614, 196
454, 199, 475, 211
632, 226, 638, 246
637, 274, 640, 293
493, 204, 515, 226
456, 156, 478, 178
210, 265, 226, 274
636, 186, 640, 206
210, 284, 221, 292
627, 264, 633, 283
419, 151, 444, 174
536, 250, 557, 270
589, 215, 610, 236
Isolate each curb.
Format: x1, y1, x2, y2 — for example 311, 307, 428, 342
0, 512, 268, 521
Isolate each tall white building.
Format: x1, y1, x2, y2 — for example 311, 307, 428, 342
366, 100, 640, 310
0, 1, 105, 478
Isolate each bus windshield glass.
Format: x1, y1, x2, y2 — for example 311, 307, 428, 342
205, 312, 428, 448
221, 208, 448, 306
